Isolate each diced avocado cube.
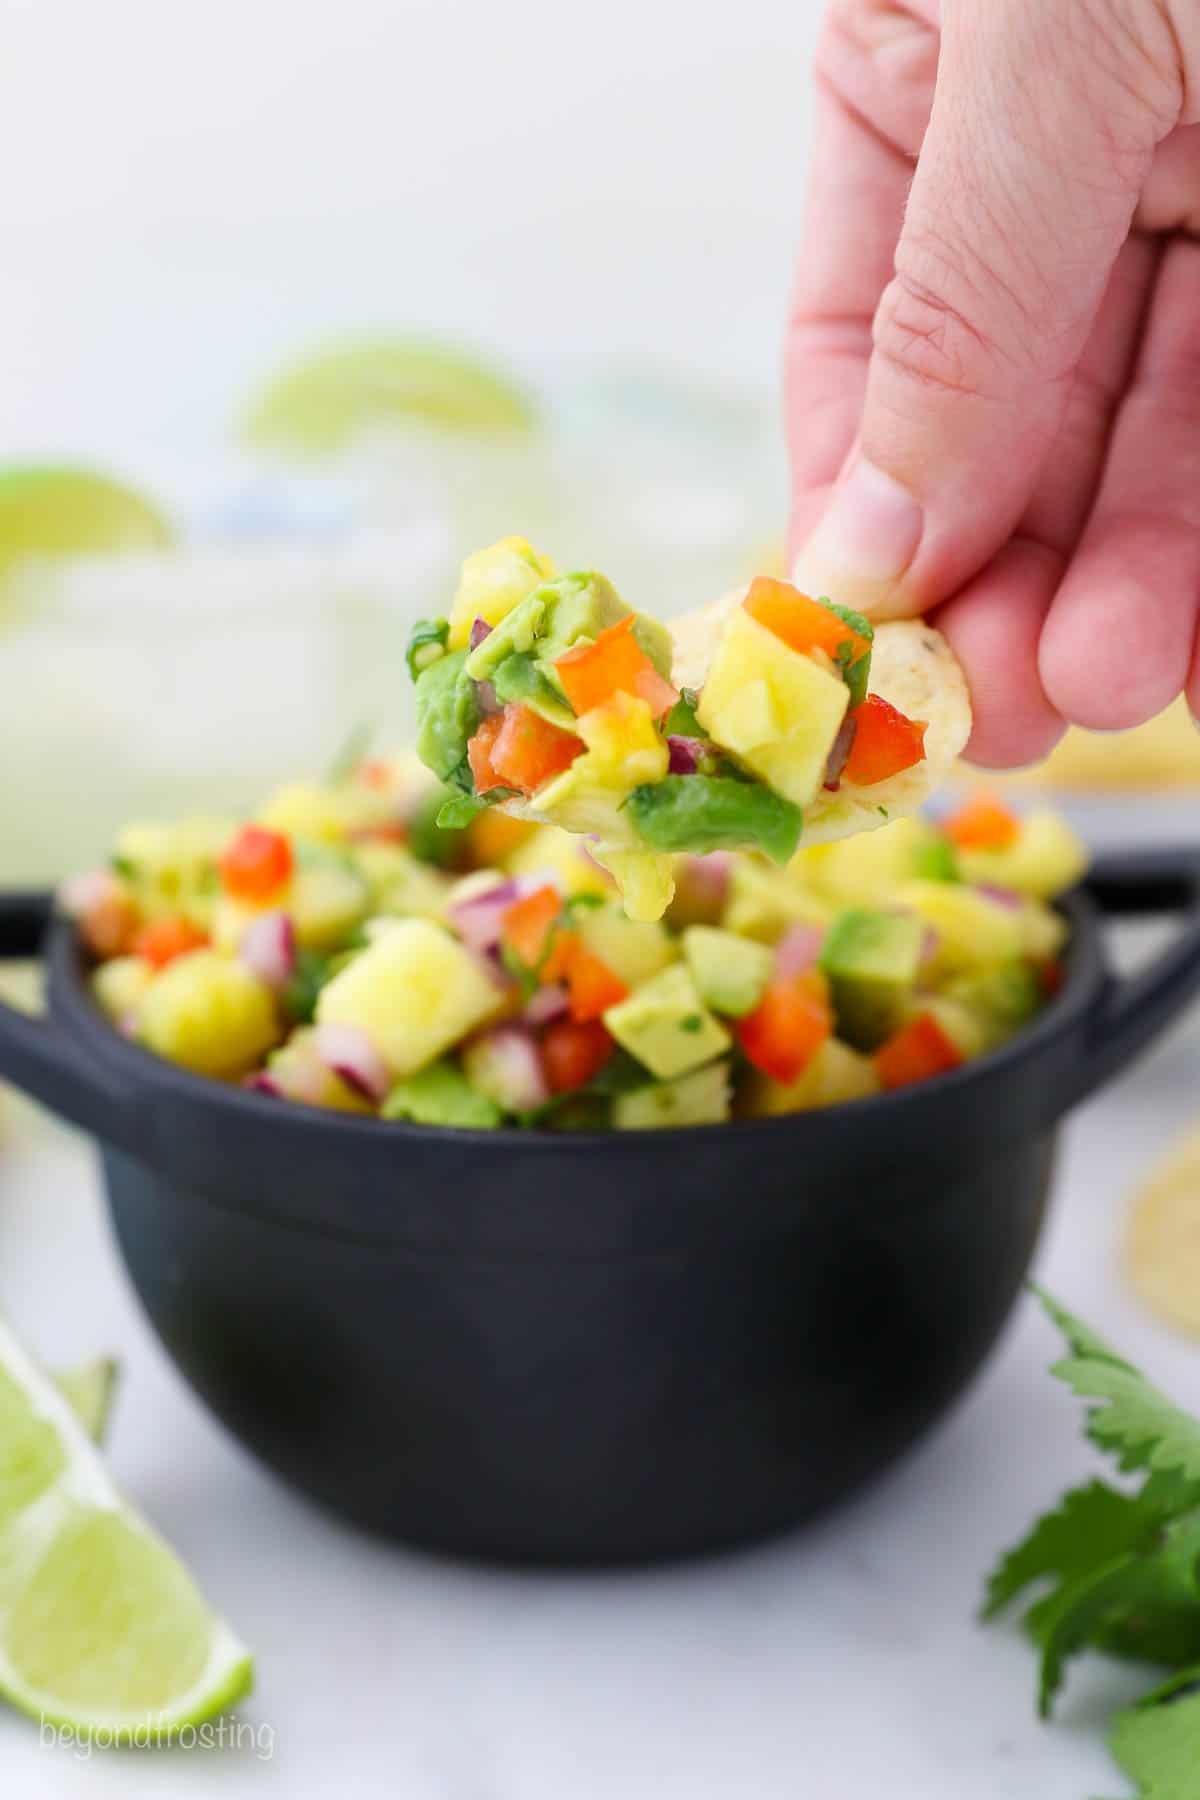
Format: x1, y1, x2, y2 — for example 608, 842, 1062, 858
897, 880, 1025, 973
464, 591, 547, 680
912, 994, 987, 1062
490, 652, 578, 730
137, 951, 280, 1080
696, 608, 850, 808
447, 536, 554, 650
612, 1061, 732, 1130
722, 861, 832, 945
794, 816, 940, 908
944, 962, 1042, 1052
603, 963, 731, 1079
575, 905, 679, 989
957, 809, 1087, 901
316, 919, 502, 1076
913, 838, 960, 883
382, 1059, 503, 1129
819, 908, 924, 1050
626, 774, 802, 866
742, 1037, 880, 1117
414, 650, 480, 786
630, 612, 675, 678
533, 572, 631, 672
682, 926, 772, 1018
529, 753, 641, 845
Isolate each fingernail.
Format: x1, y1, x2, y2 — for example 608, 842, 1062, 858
791, 458, 923, 616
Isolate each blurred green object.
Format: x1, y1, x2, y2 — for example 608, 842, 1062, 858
54, 1357, 119, 1445
242, 336, 538, 454
0, 466, 173, 604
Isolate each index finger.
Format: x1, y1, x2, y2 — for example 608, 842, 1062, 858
786, 1, 938, 554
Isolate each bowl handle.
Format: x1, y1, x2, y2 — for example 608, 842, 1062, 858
0, 892, 139, 1150
1074, 846, 1200, 1099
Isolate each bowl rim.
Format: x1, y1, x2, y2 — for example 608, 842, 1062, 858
49, 886, 1103, 1152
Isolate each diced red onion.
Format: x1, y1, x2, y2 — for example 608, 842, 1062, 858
680, 853, 733, 914
450, 878, 525, 953
244, 1071, 285, 1098
977, 883, 1023, 911
313, 1023, 391, 1103
524, 983, 570, 1026
667, 735, 705, 775
822, 716, 858, 792
919, 927, 941, 969
58, 869, 120, 917
476, 943, 517, 991
473, 678, 502, 717
469, 617, 492, 651
465, 1024, 549, 1112
774, 924, 825, 978
238, 910, 297, 992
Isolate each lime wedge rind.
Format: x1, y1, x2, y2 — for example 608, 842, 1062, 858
242, 335, 538, 456
0, 1317, 253, 1740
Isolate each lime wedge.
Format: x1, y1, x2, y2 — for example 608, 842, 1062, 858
53, 1358, 119, 1446
242, 336, 537, 454
0, 466, 172, 589
0, 1317, 251, 1738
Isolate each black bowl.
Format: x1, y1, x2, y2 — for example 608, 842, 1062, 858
1, 849, 1198, 1565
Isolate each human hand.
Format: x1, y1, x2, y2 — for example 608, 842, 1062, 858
787, 0, 1200, 764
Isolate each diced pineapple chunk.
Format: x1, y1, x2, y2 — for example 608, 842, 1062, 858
793, 816, 937, 907
257, 782, 394, 844
447, 536, 555, 650
92, 955, 154, 1024
504, 826, 613, 899
575, 905, 679, 988
576, 694, 670, 786
957, 810, 1087, 900
896, 880, 1025, 972
589, 848, 676, 922
315, 919, 503, 1076
529, 754, 641, 846
721, 861, 833, 944
353, 842, 451, 920
697, 608, 850, 807
113, 816, 235, 925
136, 951, 280, 1079
741, 1038, 879, 1116
613, 1061, 732, 1130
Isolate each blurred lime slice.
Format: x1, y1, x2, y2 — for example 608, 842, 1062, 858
0, 465, 173, 591
0, 1316, 251, 1739
53, 1356, 119, 1445
242, 336, 537, 454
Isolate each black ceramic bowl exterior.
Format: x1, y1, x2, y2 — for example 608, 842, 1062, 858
1, 851, 1199, 1565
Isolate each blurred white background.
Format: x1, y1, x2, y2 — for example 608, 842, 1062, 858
0, 0, 820, 461
0, 0, 827, 881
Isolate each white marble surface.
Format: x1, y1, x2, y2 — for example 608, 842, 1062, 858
1, 1011, 1198, 1798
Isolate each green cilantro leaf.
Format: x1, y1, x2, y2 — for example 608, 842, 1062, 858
982, 1479, 1156, 1621
405, 616, 450, 681
436, 788, 518, 830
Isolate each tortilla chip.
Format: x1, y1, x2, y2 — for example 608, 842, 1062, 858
1003, 696, 1200, 794
671, 592, 971, 846
1124, 1127, 1200, 1339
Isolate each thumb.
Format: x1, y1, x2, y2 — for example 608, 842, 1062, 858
791, 0, 1180, 619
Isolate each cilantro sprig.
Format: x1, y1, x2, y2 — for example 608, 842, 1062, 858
985, 1289, 1200, 1794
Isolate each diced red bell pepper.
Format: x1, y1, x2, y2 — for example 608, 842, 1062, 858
563, 943, 628, 1022
842, 695, 927, 786
500, 884, 563, 971
874, 1011, 963, 1090
133, 915, 210, 969
943, 791, 1020, 851
219, 825, 293, 901
483, 704, 584, 796
743, 576, 871, 668
737, 970, 832, 1084
553, 616, 678, 720
540, 1017, 614, 1093
1038, 958, 1065, 998
467, 714, 507, 793
539, 928, 577, 984
78, 888, 141, 960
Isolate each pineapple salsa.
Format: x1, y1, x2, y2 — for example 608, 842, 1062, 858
407, 538, 973, 922
62, 756, 1087, 1130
